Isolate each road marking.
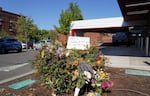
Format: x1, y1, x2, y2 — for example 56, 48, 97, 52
0, 63, 30, 72
0, 71, 34, 84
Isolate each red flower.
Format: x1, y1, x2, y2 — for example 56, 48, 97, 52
96, 54, 102, 60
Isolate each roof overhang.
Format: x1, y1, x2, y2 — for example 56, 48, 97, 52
117, 0, 150, 22
70, 17, 147, 32
70, 0, 149, 35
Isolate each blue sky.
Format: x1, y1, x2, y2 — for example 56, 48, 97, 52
0, 0, 122, 30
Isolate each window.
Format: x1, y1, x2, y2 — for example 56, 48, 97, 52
9, 18, 14, 23
0, 25, 2, 31
0, 15, 3, 21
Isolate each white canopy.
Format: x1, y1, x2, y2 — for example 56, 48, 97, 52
70, 17, 128, 29
70, 16, 147, 30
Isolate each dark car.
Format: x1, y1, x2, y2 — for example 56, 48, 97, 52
27, 41, 33, 49
112, 32, 128, 45
0, 38, 22, 54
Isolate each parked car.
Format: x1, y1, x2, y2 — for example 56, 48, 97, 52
112, 32, 128, 45
21, 42, 26, 49
34, 39, 52, 50
27, 41, 33, 49
0, 38, 22, 54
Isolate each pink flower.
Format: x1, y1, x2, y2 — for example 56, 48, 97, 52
101, 81, 113, 89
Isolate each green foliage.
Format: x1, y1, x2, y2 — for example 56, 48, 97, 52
34, 47, 77, 94
16, 15, 33, 36
37, 30, 50, 40
0, 30, 9, 38
15, 35, 25, 42
27, 24, 39, 40
54, 2, 83, 35
48, 30, 58, 41
15, 15, 39, 41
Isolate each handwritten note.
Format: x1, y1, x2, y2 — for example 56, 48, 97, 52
66, 36, 90, 50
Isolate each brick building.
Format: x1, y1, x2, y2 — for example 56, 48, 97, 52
0, 7, 20, 37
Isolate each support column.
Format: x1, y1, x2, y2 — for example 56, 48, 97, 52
69, 29, 75, 36
71, 29, 75, 36
138, 38, 141, 48
145, 37, 149, 56
140, 37, 143, 50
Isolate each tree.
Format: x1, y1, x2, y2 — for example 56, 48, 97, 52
37, 30, 49, 40
48, 30, 58, 41
15, 15, 34, 42
0, 29, 9, 38
27, 24, 39, 41
54, 2, 83, 35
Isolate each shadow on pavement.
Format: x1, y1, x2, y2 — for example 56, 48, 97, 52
99, 45, 146, 57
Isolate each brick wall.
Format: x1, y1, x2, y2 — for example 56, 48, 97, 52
58, 32, 113, 46
101, 34, 112, 43
84, 32, 112, 46
0, 10, 20, 36
84, 32, 100, 46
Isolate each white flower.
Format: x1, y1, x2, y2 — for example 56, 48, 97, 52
83, 71, 92, 79
52, 93, 56, 96
86, 92, 96, 96
65, 50, 70, 57
93, 70, 96, 74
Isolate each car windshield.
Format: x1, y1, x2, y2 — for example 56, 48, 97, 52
40, 41, 46, 44
37, 40, 51, 44
47, 40, 51, 43
7, 39, 18, 42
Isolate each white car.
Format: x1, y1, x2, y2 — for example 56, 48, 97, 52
21, 42, 26, 49
34, 39, 52, 50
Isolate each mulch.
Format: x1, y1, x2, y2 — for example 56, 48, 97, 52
0, 67, 150, 96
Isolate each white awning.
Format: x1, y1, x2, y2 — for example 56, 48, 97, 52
70, 17, 128, 29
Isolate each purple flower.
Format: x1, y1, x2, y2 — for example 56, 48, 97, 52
56, 47, 64, 57
91, 78, 95, 83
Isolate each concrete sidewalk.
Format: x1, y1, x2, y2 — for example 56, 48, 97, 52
100, 46, 150, 71
105, 55, 150, 71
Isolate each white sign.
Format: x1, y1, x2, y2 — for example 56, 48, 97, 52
66, 36, 90, 50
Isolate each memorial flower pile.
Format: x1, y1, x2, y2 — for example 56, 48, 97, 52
33, 41, 112, 96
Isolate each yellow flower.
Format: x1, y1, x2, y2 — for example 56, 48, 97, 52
100, 72, 106, 79
73, 60, 78, 66
41, 50, 45, 58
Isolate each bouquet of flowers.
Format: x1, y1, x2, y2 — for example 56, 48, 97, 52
34, 41, 113, 96
73, 53, 113, 96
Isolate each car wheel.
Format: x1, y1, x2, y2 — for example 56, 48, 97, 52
0, 47, 7, 54
17, 48, 22, 52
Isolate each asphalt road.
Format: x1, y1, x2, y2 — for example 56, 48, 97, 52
0, 49, 36, 84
